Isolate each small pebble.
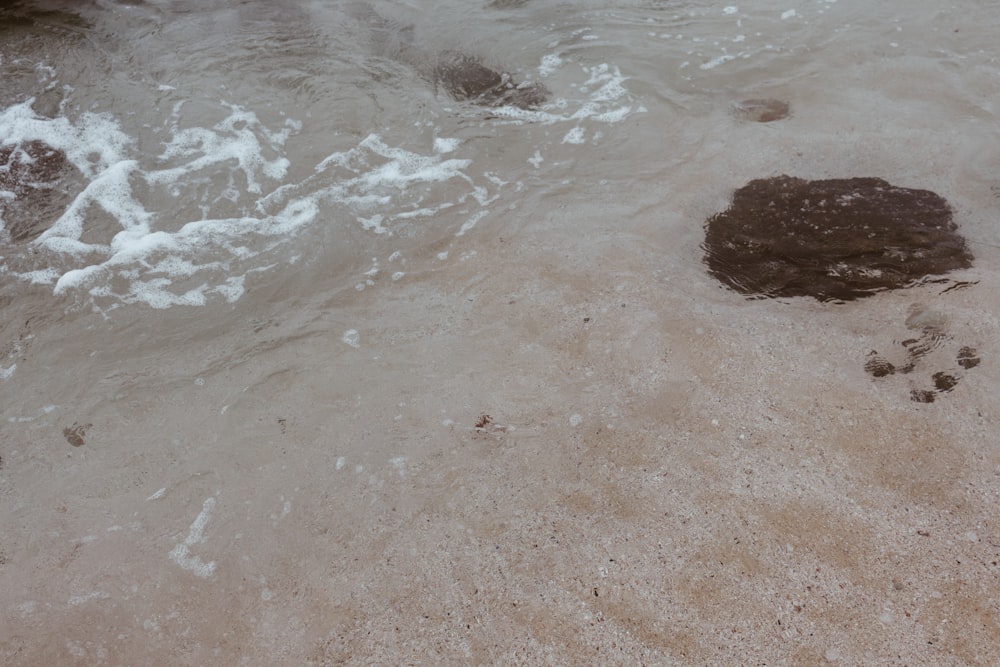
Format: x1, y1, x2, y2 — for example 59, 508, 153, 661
732, 98, 790, 122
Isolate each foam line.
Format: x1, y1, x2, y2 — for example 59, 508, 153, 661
168, 497, 217, 579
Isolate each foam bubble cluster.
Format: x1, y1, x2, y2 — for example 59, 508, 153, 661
0, 47, 639, 310
1, 99, 491, 310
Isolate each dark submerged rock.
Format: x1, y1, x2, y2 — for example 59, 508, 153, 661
732, 98, 790, 123
347, 4, 548, 110
703, 176, 974, 302
488, 0, 532, 8
434, 52, 548, 109
0, 4, 91, 32
0, 140, 78, 243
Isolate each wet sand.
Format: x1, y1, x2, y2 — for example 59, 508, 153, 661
1, 1, 999, 664
2, 185, 999, 664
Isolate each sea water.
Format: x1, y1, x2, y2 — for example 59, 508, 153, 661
2, 1, 997, 314
2, 1, 999, 664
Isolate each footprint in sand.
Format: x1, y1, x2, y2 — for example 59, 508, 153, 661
864, 304, 981, 403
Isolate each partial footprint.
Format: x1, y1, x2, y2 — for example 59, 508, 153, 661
956, 345, 981, 369
864, 304, 980, 403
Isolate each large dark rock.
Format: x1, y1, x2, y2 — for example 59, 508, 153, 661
703, 176, 974, 302
0, 140, 77, 243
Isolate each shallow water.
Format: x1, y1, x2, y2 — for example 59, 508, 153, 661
2, 1, 999, 664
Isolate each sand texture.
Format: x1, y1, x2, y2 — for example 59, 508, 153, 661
1, 0, 999, 664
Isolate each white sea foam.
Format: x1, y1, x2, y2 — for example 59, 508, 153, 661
342, 329, 360, 348
168, 497, 217, 579
456, 210, 490, 236
1, 101, 303, 308
433, 137, 460, 153
562, 127, 586, 144
68, 591, 110, 606
1, 50, 637, 310
1, 97, 496, 309
257, 133, 479, 239
0, 98, 131, 176
490, 62, 637, 131
700, 53, 736, 70
538, 53, 563, 77
148, 103, 294, 195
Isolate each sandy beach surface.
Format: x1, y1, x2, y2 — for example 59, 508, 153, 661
4, 190, 999, 664
1, 1, 999, 664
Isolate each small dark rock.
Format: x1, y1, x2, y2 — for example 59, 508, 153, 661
63, 422, 90, 447
703, 176, 974, 302
349, 4, 547, 110
732, 98, 790, 123
0, 140, 78, 243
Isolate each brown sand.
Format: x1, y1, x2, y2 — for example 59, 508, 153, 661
2, 1, 999, 664
2, 196, 998, 664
